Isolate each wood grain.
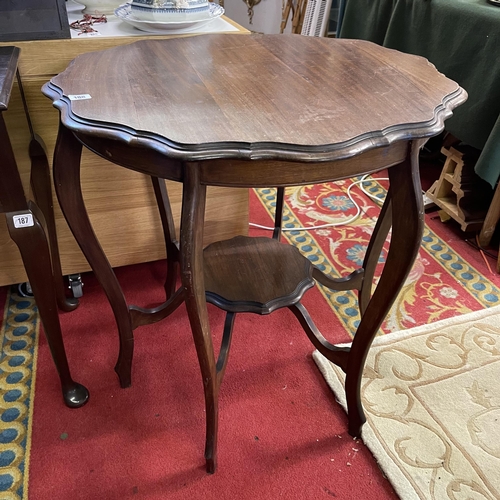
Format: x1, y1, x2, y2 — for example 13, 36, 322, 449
48, 34, 466, 161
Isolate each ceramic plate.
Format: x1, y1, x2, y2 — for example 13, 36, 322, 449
114, 3, 224, 32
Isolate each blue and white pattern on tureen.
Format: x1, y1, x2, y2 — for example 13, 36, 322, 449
131, 0, 210, 14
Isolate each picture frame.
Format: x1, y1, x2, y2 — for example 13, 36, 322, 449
0, 0, 70, 42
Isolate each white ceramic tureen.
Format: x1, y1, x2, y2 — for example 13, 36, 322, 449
130, 0, 211, 22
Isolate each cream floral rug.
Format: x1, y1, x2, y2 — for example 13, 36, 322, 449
313, 305, 500, 500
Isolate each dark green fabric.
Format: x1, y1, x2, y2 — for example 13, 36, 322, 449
339, 0, 398, 43
340, 0, 500, 187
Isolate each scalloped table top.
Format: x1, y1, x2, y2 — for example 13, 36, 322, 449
43, 33, 467, 161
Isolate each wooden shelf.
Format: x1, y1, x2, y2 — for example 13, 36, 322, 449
204, 236, 315, 314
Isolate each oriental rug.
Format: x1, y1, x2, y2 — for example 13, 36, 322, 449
0, 290, 38, 499
252, 177, 500, 337
313, 305, 500, 500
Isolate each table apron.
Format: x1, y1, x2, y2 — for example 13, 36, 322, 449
75, 131, 410, 188
197, 141, 409, 187
73, 131, 184, 182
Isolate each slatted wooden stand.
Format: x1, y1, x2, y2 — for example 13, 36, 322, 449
426, 145, 493, 233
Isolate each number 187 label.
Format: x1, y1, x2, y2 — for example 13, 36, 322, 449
13, 214, 34, 228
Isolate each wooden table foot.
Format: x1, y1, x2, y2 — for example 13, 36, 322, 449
347, 414, 365, 439
114, 338, 135, 388
205, 457, 217, 474
63, 382, 90, 408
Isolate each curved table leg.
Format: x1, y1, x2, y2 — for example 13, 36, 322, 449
53, 123, 134, 388
345, 142, 424, 437
29, 134, 78, 312
181, 162, 219, 473
151, 176, 179, 299
358, 190, 393, 315
6, 202, 89, 408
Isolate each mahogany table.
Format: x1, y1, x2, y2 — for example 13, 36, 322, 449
42, 33, 466, 473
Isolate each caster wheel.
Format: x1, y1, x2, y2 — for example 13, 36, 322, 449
17, 282, 33, 297
68, 274, 84, 298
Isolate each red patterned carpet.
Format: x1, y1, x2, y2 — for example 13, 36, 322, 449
251, 175, 500, 335
1, 174, 499, 499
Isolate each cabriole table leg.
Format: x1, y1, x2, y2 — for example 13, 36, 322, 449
6, 203, 89, 408
345, 142, 424, 437
53, 123, 135, 388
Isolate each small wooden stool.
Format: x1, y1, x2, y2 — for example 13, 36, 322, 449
426, 145, 493, 233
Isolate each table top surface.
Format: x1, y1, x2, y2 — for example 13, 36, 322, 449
43, 34, 466, 162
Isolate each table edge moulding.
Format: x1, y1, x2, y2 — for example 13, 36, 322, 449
42, 33, 467, 473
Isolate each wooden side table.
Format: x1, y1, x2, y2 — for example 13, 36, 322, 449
0, 46, 88, 407
43, 34, 466, 472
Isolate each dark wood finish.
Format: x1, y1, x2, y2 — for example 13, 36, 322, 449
0, 0, 70, 42
204, 236, 315, 314
28, 133, 78, 311
0, 46, 87, 407
0, 33, 249, 289
46, 36, 464, 159
151, 176, 179, 299
273, 187, 285, 240
0, 48, 25, 210
43, 34, 466, 472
